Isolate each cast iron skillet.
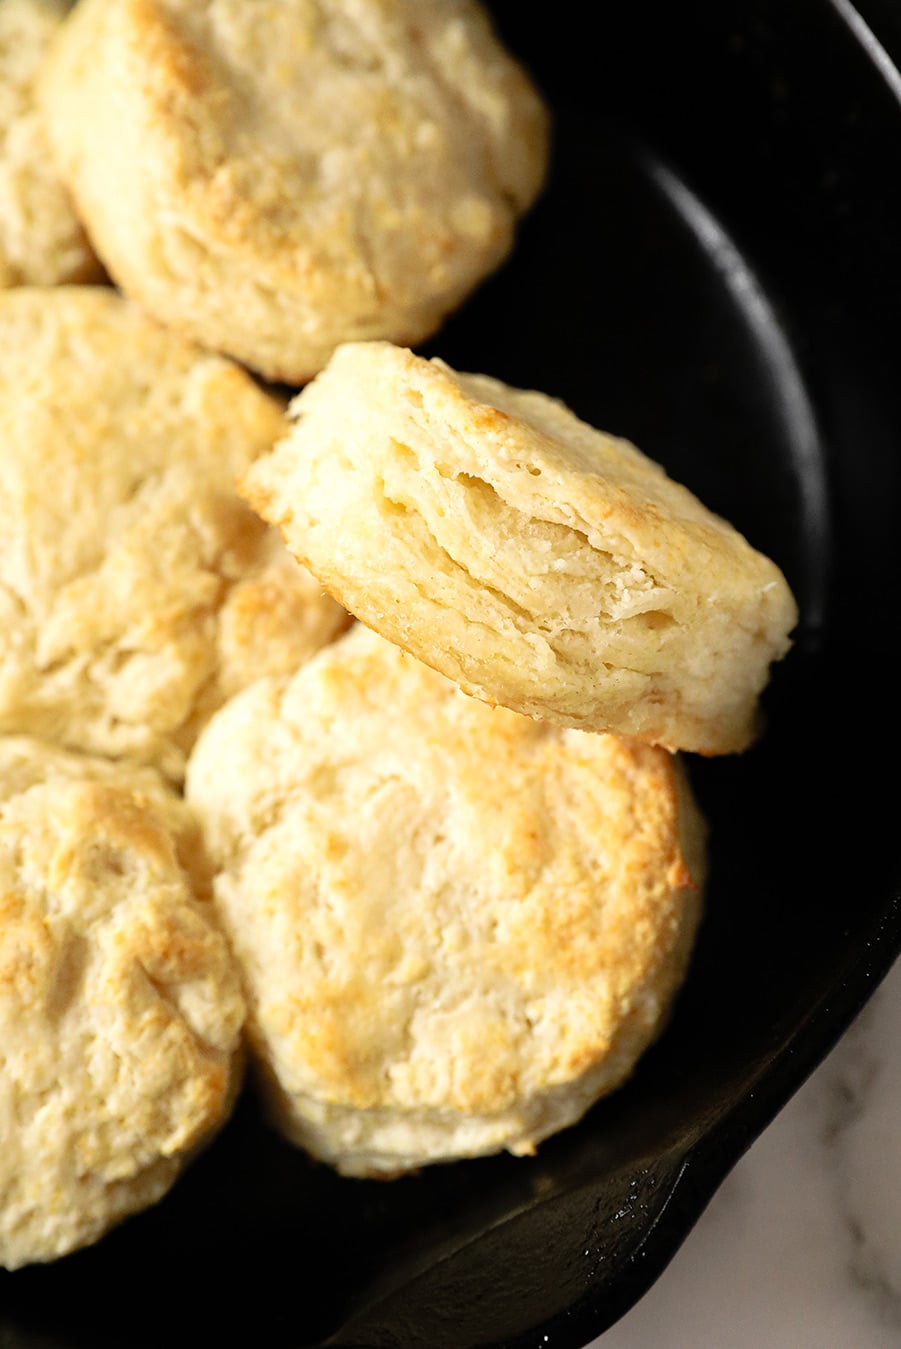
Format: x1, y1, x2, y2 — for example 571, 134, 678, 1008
3, 1, 901, 1345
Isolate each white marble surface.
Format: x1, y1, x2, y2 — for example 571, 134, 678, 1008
588, 952, 901, 1348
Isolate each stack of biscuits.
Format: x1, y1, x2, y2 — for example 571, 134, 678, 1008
0, 0, 798, 1271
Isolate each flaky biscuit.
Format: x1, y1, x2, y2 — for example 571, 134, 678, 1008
40, 0, 550, 384
242, 341, 799, 755
185, 623, 706, 1177
0, 0, 99, 288
0, 286, 349, 780
0, 735, 246, 1270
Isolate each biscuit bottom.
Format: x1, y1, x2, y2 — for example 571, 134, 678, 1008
186, 624, 706, 1177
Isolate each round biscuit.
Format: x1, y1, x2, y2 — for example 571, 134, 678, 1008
185, 623, 707, 1177
0, 286, 350, 780
242, 340, 799, 755
0, 0, 100, 288
40, 0, 550, 383
0, 735, 246, 1269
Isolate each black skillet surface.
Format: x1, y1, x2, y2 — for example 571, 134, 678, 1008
3, 1, 901, 1346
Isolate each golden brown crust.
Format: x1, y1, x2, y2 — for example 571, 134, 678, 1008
40, 0, 550, 382
0, 736, 245, 1269
185, 624, 706, 1175
242, 341, 799, 755
0, 0, 101, 288
0, 285, 349, 780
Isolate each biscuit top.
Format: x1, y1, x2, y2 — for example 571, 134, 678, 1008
0, 736, 245, 1269
242, 341, 799, 755
0, 0, 99, 287
136, 0, 547, 216
186, 624, 705, 1130
0, 286, 348, 779
40, 0, 550, 381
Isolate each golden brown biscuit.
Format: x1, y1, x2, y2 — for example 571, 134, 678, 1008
40, 0, 550, 383
242, 341, 799, 755
185, 623, 706, 1177
0, 0, 100, 287
0, 286, 350, 780
0, 735, 245, 1270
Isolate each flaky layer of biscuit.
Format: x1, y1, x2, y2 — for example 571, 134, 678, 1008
0, 0, 100, 288
41, 0, 550, 382
0, 736, 246, 1269
0, 286, 350, 780
243, 341, 799, 755
186, 624, 706, 1175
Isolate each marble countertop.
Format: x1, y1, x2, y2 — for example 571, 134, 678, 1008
586, 951, 901, 1348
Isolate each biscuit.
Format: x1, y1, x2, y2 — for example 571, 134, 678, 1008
242, 341, 799, 755
0, 735, 246, 1269
40, 0, 550, 384
0, 286, 350, 781
0, 0, 100, 288
185, 623, 706, 1177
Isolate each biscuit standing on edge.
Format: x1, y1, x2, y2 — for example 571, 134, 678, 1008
0, 736, 246, 1270
185, 623, 707, 1178
242, 341, 799, 756
0, 0, 100, 288
0, 286, 350, 782
39, 0, 550, 384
